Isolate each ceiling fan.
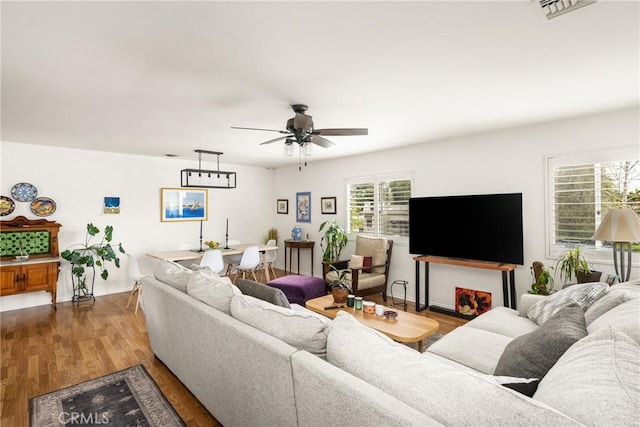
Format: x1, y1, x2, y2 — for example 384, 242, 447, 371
231, 104, 367, 169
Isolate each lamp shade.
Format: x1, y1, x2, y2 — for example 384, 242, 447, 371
592, 208, 640, 243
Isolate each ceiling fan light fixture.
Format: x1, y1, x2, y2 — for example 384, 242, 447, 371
302, 142, 313, 157
284, 140, 294, 156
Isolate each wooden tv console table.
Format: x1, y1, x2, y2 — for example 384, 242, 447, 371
414, 255, 517, 316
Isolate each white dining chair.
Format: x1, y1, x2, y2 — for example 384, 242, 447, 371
225, 240, 242, 275
126, 254, 143, 314
259, 239, 277, 281
230, 246, 260, 283
200, 249, 225, 275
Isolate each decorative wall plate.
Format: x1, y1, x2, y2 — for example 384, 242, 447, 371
0, 196, 16, 216
11, 182, 38, 202
30, 197, 56, 217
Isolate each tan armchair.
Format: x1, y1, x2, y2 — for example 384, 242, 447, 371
323, 236, 393, 301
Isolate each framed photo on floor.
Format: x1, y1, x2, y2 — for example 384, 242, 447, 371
321, 197, 337, 214
296, 192, 311, 223
160, 187, 208, 222
277, 199, 289, 214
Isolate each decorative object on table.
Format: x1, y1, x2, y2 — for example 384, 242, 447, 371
328, 265, 351, 304
600, 272, 620, 286
231, 104, 368, 171
30, 197, 56, 217
296, 191, 311, 222
592, 207, 640, 282
354, 296, 363, 310
0, 196, 15, 216
363, 300, 376, 314
455, 287, 491, 316
204, 240, 219, 249
375, 304, 385, 316
383, 309, 398, 319
347, 294, 355, 307
180, 149, 236, 189
160, 187, 208, 222
529, 261, 554, 295
321, 196, 337, 214
265, 227, 278, 244
390, 279, 408, 311
61, 223, 125, 305
277, 199, 288, 214
554, 245, 600, 285
10, 182, 37, 202
103, 196, 120, 214
29, 365, 185, 427
291, 224, 302, 241
319, 219, 348, 263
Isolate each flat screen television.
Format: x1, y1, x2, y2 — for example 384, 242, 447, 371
409, 193, 524, 265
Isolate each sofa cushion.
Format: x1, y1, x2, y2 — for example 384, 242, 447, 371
327, 312, 580, 426
230, 294, 330, 358
494, 304, 587, 379
587, 298, 640, 344
463, 306, 539, 338
153, 260, 193, 293
584, 281, 640, 325
186, 270, 241, 315
527, 282, 608, 325
534, 327, 640, 427
235, 279, 290, 308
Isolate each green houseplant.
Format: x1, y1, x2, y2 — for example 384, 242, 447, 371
61, 223, 125, 303
328, 265, 352, 304
319, 220, 348, 262
554, 245, 600, 285
529, 261, 554, 295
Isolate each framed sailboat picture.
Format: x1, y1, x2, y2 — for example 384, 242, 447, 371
161, 188, 208, 222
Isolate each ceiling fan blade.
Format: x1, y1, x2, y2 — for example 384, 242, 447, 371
314, 128, 368, 136
231, 126, 289, 134
259, 135, 290, 145
311, 135, 335, 148
293, 113, 313, 131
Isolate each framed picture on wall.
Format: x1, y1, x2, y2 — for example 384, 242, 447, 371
321, 197, 337, 214
160, 187, 208, 222
296, 192, 311, 223
277, 199, 289, 214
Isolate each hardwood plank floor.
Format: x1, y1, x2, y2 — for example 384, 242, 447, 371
1, 268, 465, 426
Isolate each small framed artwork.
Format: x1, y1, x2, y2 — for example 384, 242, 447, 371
161, 187, 208, 222
296, 192, 311, 223
321, 197, 337, 214
601, 273, 620, 286
277, 199, 289, 214
104, 196, 120, 214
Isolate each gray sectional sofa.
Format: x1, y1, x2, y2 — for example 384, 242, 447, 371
141, 260, 639, 426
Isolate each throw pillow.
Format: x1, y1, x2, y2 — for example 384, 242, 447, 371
494, 304, 587, 379
186, 270, 241, 315
153, 260, 193, 293
479, 375, 540, 397
349, 255, 364, 269
362, 256, 373, 273
527, 282, 608, 325
235, 279, 290, 308
534, 327, 640, 427
230, 294, 330, 358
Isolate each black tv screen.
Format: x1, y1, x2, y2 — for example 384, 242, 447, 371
409, 193, 524, 265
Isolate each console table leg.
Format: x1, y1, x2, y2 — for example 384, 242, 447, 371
415, 260, 429, 311
502, 271, 509, 308
509, 270, 516, 309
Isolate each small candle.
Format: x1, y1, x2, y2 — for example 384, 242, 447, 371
226, 218, 229, 235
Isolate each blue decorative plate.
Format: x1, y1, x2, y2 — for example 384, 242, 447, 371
0, 196, 15, 216
11, 182, 38, 202
30, 197, 56, 217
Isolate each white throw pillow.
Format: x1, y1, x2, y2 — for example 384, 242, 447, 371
349, 254, 364, 269
230, 294, 330, 358
527, 282, 608, 325
186, 270, 241, 315
534, 327, 640, 427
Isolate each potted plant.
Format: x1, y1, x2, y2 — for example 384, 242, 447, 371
529, 261, 554, 295
554, 245, 600, 285
61, 223, 125, 303
328, 265, 351, 304
319, 220, 348, 262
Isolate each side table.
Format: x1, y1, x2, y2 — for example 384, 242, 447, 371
284, 239, 315, 276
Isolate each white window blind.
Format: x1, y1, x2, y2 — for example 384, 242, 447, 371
546, 148, 640, 258
346, 173, 412, 238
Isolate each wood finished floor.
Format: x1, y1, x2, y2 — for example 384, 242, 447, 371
1, 268, 465, 426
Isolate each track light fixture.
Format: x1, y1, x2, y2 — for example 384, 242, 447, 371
180, 149, 236, 189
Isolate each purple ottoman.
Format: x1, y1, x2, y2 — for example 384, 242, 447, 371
267, 275, 327, 305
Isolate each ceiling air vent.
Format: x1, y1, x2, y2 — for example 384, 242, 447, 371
539, 0, 596, 19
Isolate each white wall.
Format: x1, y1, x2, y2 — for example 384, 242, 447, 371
0, 143, 274, 312
272, 107, 640, 310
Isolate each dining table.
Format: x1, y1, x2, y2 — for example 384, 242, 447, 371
147, 243, 278, 282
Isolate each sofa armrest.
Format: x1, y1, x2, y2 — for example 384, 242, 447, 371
518, 294, 546, 317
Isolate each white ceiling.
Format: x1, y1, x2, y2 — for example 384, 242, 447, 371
2, 1, 638, 168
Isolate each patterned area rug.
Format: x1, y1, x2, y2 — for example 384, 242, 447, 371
421, 332, 444, 350
30, 365, 184, 426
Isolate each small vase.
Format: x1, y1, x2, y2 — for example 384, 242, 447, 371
291, 225, 302, 241
332, 286, 349, 304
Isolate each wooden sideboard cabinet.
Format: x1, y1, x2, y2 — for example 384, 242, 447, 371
0, 216, 62, 309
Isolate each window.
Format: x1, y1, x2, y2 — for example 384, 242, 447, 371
546, 148, 640, 259
346, 173, 412, 238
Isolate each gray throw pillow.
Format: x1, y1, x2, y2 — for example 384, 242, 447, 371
527, 282, 608, 325
235, 279, 291, 308
493, 304, 587, 379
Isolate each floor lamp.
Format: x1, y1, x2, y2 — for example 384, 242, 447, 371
592, 208, 640, 282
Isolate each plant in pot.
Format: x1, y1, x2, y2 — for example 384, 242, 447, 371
554, 245, 601, 285
328, 265, 351, 304
319, 219, 349, 278
529, 261, 554, 295
61, 223, 125, 304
